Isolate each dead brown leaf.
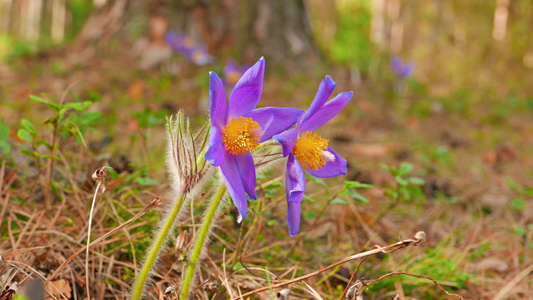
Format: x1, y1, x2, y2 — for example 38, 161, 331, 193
127, 79, 145, 99
45, 279, 72, 299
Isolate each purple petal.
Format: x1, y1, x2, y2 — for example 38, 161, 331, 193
209, 72, 227, 130
391, 57, 402, 75
287, 202, 301, 236
227, 58, 265, 118
285, 154, 305, 235
305, 147, 347, 178
299, 91, 353, 132
400, 63, 415, 78
286, 154, 306, 203
244, 107, 304, 142
298, 76, 336, 128
220, 152, 249, 219
234, 152, 257, 200
165, 32, 179, 51
273, 128, 298, 157
204, 127, 225, 167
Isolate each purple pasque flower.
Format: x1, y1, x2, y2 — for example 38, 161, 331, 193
166, 31, 195, 54
390, 56, 415, 79
273, 76, 352, 235
166, 31, 215, 65
189, 45, 215, 66
223, 59, 249, 88
204, 58, 304, 220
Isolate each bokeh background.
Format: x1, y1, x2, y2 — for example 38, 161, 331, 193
1, 0, 532, 299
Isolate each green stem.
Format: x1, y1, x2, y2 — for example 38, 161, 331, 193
132, 193, 186, 300
180, 184, 227, 299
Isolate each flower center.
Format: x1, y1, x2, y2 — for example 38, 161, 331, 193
293, 131, 333, 170
226, 71, 241, 86
222, 117, 263, 155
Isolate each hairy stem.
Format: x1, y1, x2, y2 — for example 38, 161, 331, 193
180, 184, 227, 299
132, 193, 186, 300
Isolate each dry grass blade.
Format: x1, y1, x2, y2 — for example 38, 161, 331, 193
493, 262, 533, 300
44, 197, 161, 285
233, 232, 426, 299
364, 272, 464, 299
340, 256, 368, 299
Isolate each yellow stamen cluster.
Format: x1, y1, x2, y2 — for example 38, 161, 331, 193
223, 117, 262, 155
293, 131, 329, 170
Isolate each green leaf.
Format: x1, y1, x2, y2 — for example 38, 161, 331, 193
21, 119, 37, 137
0, 140, 11, 155
304, 211, 316, 220
233, 262, 244, 271
267, 220, 277, 226
345, 189, 369, 203
302, 195, 316, 203
380, 163, 391, 172
20, 149, 35, 158
64, 101, 93, 111
13, 295, 30, 300
135, 177, 159, 186
108, 168, 119, 179
343, 180, 374, 189
408, 177, 426, 186
523, 187, 533, 196
400, 186, 412, 201
0, 120, 9, 142
330, 198, 349, 205
17, 129, 32, 143
29, 94, 51, 104
505, 177, 519, 191
398, 162, 414, 176
40, 93, 56, 101
35, 138, 51, 149
513, 225, 527, 237
511, 198, 525, 211
265, 181, 283, 189
37, 154, 61, 161
395, 175, 408, 186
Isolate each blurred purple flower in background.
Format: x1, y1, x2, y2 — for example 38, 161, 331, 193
189, 45, 215, 66
204, 58, 303, 220
391, 56, 415, 79
223, 59, 250, 87
273, 76, 352, 235
166, 31, 215, 65
166, 32, 193, 53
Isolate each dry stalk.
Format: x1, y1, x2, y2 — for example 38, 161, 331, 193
340, 256, 368, 299
85, 166, 109, 300
43, 197, 161, 286
233, 231, 427, 299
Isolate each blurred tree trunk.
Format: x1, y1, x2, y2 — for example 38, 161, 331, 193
76, 0, 319, 69
75, 0, 133, 47
164, 0, 319, 67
